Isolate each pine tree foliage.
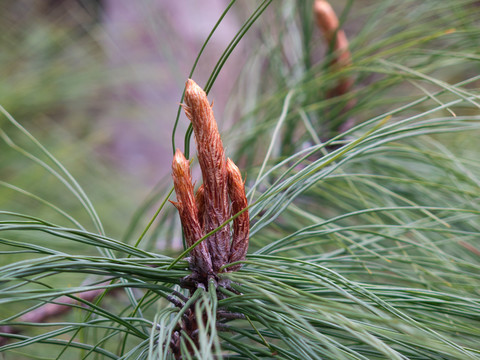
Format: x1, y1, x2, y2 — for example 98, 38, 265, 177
1, 1, 480, 359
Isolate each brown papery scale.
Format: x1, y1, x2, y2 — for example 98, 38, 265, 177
195, 184, 205, 233
182, 79, 230, 272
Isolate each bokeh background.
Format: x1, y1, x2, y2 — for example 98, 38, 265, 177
1, 0, 249, 239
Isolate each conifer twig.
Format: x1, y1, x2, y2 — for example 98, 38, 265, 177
182, 79, 231, 272
173, 79, 249, 281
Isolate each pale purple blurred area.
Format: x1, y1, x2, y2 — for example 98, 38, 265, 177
101, 0, 245, 183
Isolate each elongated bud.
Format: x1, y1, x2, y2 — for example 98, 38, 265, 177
172, 149, 213, 275
226, 158, 249, 271
183, 79, 230, 272
314, 0, 353, 94
314, 0, 340, 43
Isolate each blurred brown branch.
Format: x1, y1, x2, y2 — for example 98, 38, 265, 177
0, 284, 110, 346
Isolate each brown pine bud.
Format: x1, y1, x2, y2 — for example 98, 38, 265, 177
313, 0, 340, 43
172, 149, 213, 275
183, 79, 230, 272
226, 158, 249, 271
313, 0, 353, 96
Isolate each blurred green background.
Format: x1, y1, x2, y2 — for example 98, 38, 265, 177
1, 1, 480, 358
0, 0, 249, 241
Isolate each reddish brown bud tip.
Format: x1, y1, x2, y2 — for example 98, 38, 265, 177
313, 0, 351, 65
185, 79, 206, 107
313, 0, 339, 41
313, 0, 354, 103
172, 149, 189, 177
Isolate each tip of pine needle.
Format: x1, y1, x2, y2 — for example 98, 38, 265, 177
379, 115, 391, 126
